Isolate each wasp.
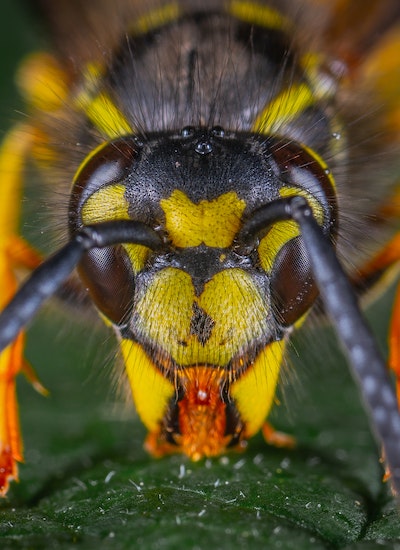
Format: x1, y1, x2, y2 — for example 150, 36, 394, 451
0, 0, 400, 499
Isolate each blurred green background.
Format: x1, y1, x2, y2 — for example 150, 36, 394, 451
0, 1, 37, 116
0, 1, 399, 549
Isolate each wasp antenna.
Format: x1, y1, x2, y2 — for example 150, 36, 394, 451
290, 197, 400, 496
235, 197, 296, 254
0, 221, 162, 354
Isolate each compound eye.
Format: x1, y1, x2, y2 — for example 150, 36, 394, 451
79, 247, 135, 325
269, 237, 318, 326
259, 140, 338, 327
258, 220, 319, 327
69, 137, 142, 325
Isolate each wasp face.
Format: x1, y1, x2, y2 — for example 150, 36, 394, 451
70, 126, 336, 458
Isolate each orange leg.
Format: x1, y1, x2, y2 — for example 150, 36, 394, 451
0, 236, 45, 496
262, 421, 296, 449
7, 235, 43, 272
389, 285, 400, 403
357, 234, 400, 278
0, 333, 24, 495
0, 54, 71, 496
0, 124, 44, 496
357, 232, 400, 407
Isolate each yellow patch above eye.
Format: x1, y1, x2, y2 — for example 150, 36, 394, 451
258, 186, 324, 272
160, 190, 246, 248
258, 220, 299, 273
81, 183, 130, 224
81, 184, 152, 273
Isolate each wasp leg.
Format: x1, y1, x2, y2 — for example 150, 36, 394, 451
144, 430, 179, 459
7, 235, 43, 271
0, 50, 69, 495
355, 234, 400, 407
0, 332, 24, 496
0, 122, 49, 495
389, 284, 400, 401
262, 421, 296, 450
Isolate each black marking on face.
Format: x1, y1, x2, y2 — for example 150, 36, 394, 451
190, 302, 216, 345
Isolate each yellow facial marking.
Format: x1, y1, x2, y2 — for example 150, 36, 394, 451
258, 220, 299, 272
120, 340, 175, 432
130, 3, 180, 36
81, 184, 130, 224
258, 186, 324, 272
136, 268, 195, 364
135, 267, 269, 367
123, 244, 152, 274
197, 270, 267, 360
160, 190, 246, 248
229, 0, 289, 31
80, 184, 151, 273
231, 340, 285, 437
252, 83, 315, 135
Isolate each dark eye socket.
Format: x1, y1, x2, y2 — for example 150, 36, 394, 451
270, 237, 318, 326
79, 247, 135, 325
